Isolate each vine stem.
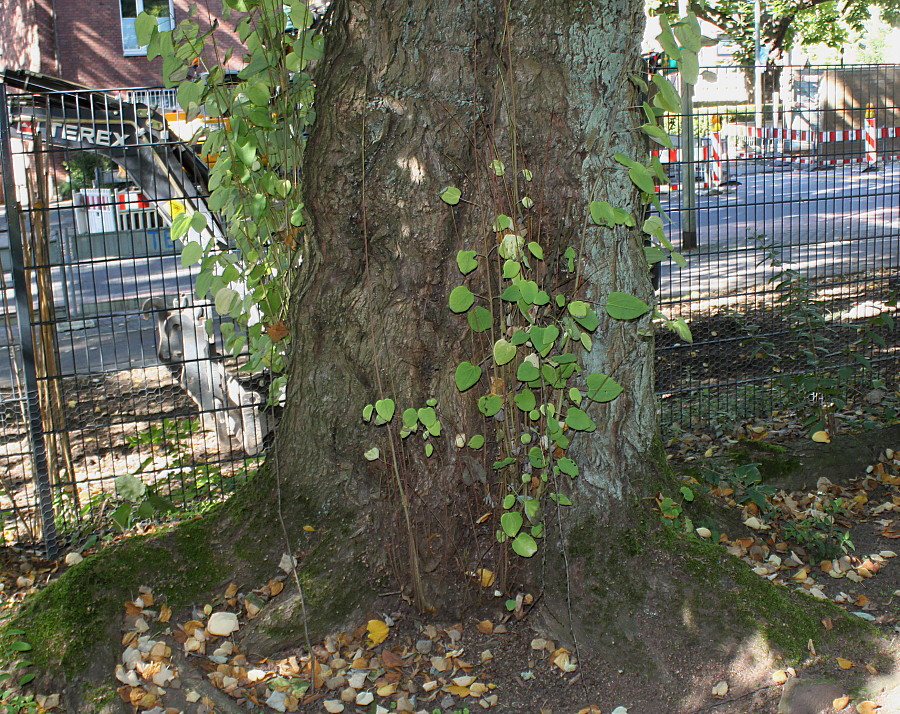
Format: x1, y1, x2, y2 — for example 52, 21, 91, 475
358, 76, 431, 614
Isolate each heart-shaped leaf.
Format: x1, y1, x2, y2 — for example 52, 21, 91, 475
456, 250, 478, 274
511, 532, 538, 557
449, 285, 475, 313
440, 186, 462, 205
374, 399, 395, 422
478, 394, 503, 417
586, 373, 623, 403
493, 339, 517, 366
467, 305, 492, 332
455, 362, 482, 392
501, 511, 523, 538
565, 407, 596, 432
605, 292, 650, 320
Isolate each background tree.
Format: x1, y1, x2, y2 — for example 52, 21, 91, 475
651, 0, 900, 68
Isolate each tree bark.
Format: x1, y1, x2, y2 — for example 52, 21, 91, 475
239, 0, 660, 655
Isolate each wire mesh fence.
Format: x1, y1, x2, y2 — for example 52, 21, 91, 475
0, 79, 272, 557
0, 64, 898, 555
654, 63, 900, 434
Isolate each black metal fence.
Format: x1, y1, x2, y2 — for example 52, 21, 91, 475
1, 64, 898, 555
654, 63, 900, 433
0, 81, 270, 556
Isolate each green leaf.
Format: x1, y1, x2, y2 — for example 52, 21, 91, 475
402, 408, 418, 429
511, 532, 538, 557
565, 407, 596, 432
362, 404, 374, 422
529, 325, 559, 355
170, 211, 191, 243
557, 458, 578, 477
374, 398, 395, 423
9, 641, 32, 652
524, 498, 540, 520
500, 285, 521, 302
478, 394, 503, 417
181, 241, 203, 267
456, 250, 478, 274
115, 473, 146, 502
289, 1, 314, 28
135, 11, 157, 46
514, 388, 536, 412
511, 329, 530, 346
425, 442, 434, 458
680, 50, 699, 85
449, 285, 475, 313
440, 186, 461, 205
493, 339, 516, 366
214, 287, 240, 315
454, 362, 482, 392
468, 434, 485, 449
417, 407, 437, 426
502, 260, 521, 279
528, 446, 545, 469
503, 494, 516, 509
680, 486, 695, 502
111, 503, 132, 532
527, 241, 543, 260
522, 169, 533, 181
363, 447, 380, 461
628, 163, 656, 194
667, 317, 693, 343
568, 300, 589, 318
516, 361, 540, 382
652, 74, 681, 114
586, 373, 623, 403
519, 280, 538, 305
492, 214, 513, 232
467, 306, 492, 332
551, 493, 573, 506
500, 511, 523, 538
490, 159, 505, 176
642, 123, 674, 148
521, 196, 534, 209
589, 200, 615, 226
605, 292, 650, 320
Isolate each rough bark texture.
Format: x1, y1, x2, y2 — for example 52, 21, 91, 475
237, 0, 661, 654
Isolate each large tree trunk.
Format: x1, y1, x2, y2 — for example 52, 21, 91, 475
239, 0, 659, 656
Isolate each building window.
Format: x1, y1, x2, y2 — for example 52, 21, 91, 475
120, 0, 174, 56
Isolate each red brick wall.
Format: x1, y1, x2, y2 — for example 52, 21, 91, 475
47, 0, 246, 89
0, 0, 53, 74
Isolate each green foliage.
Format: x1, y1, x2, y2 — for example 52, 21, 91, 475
58, 152, 112, 199
140, 0, 317, 385
651, 0, 900, 71
0, 629, 37, 713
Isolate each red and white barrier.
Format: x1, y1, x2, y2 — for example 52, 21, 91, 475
865, 105, 877, 167
709, 130, 724, 186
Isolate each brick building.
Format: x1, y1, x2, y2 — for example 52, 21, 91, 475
0, 0, 244, 89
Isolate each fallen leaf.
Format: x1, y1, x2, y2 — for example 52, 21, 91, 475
712, 680, 728, 697
303, 525, 316, 532
224, 582, 239, 598
367, 619, 389, 645
158, 604, 172, 623
836, 657, 855, 669
832, 696, 850, 710
865, 664, 878, 675
476, 620, 494, 634
856, 702, 878, 714
812, 430, 831, 443
476, 569, 495, 588
772, 670, 788, 684
381, 648, 404, 669
265, 321, 289, 342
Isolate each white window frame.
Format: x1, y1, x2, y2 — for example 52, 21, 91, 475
120, 0, 175, 56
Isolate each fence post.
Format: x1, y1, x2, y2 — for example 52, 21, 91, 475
0, 85, 60, 559
865, 103, 878, 169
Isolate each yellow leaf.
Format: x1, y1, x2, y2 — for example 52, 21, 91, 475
832, 696, 850, 710
812, 430, 831, 443
772, 670, 788, 684
476, 620, 494, 634
303, 525, 316, 532
376, 683, 397, 697
836, 657, 855, 670
477, 568, 495, 588
367, 619, 390, 645
445, 685, 471, 696
856, 702, 878, 714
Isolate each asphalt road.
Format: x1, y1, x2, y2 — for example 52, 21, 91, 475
1, 160, 899, 388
